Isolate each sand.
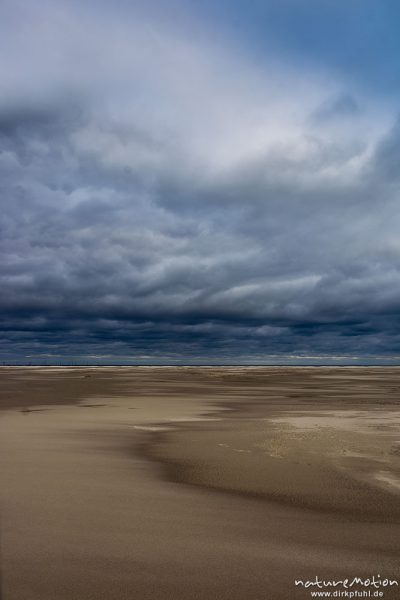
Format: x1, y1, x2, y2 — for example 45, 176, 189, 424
0, 366, 399, 599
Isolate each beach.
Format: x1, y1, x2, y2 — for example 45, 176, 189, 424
0, 366, 399, 599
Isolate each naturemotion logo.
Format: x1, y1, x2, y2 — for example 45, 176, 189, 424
294, 575, 398, 598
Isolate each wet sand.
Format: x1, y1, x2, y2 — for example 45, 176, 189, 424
0, 366, 399, 599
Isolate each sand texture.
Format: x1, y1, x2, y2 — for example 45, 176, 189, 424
0, 366, 399, 599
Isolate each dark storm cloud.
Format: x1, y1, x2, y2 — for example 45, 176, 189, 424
1, 0, 400, 363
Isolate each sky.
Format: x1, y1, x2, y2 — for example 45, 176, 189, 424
1, 0, 400, 365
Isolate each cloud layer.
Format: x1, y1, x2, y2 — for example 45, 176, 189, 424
1, 0, 400, 363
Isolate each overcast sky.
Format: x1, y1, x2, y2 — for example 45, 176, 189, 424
1, 0, 400, 364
